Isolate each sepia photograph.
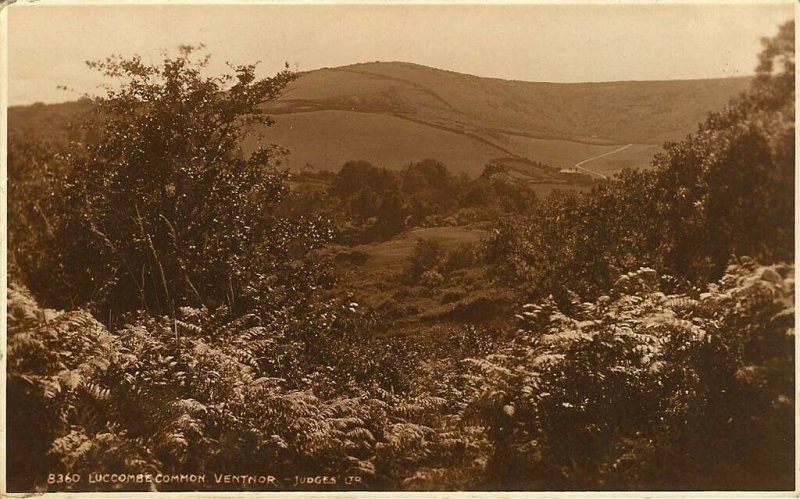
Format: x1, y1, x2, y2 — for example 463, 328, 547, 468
2, 0, 796, 494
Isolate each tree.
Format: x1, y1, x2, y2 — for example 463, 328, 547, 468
329, 160, 397, 198
350, 187, 381, 223
650, 20, 794, 283
34, 46, 329, 318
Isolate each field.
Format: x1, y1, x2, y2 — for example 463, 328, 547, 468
323, 224, 488, 293
244, 110, 508, 176
254, 62, 746, 178
347, 224, 487, 275
493, 134, 637, 169
248, 108, 663, 179
269, 62, 750, 145
581, 143, 664, 177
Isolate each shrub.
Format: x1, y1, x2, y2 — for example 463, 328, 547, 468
444, 243, 477, 273
463, 260, 794, 490
403, 239, 444, 284
420, 269, 446, 289
21, 47, 337, 320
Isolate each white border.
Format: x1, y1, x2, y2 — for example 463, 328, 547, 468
1, 2, 9, 496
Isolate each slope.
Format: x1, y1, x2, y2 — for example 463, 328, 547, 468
255, 61, 749, 177
9, 61, 750, 181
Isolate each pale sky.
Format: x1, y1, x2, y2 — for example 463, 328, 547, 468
6, 2, 795, 106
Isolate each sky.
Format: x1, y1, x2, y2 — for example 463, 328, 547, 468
5, 1, 795, 106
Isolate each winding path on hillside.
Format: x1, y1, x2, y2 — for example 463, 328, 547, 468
573, 143, 633, 180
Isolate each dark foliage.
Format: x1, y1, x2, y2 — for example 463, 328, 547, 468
17, 46, 334, 319
464, 261, 794, 490
327, 159, 537, 243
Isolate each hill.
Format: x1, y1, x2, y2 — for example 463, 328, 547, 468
9, 61, 749, 181
249, 61, 749, 176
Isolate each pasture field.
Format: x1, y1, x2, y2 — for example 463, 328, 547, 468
585, 143, 663, 176
495, 134, 627, 168
245, 110, 506, 176
493, 134, 661, 175
335, 224, 488, 281
272, 62, 750, 144
246, 109, 661, 182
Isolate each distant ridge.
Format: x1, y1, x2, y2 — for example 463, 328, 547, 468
9, 61, 750, 179
251, 61, 749, 176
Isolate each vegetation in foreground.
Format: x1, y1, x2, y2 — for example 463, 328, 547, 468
6, 22, 795, 492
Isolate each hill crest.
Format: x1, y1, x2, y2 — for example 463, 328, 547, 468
252, 60, 749, 177
10, 60, 751, 182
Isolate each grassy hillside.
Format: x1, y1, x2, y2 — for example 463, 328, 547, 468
7, 100, 93, 145
258, 61, 749, 177
243, 110, 508, 176
269, 62, 749, 144
9, 61, 748, 181
268, 62, 749, 143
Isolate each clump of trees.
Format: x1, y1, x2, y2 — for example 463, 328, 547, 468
326, 159, 538, 243
14, 46, 333, 320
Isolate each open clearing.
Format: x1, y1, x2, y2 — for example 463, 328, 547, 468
352, 225, 488, 277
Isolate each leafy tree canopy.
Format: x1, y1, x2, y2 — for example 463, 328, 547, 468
27, 46, 334, 319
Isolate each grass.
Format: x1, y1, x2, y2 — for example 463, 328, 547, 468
319, 224, 506, 334
351, 224, 488, 277
583, 144, 664, 177
244, 110, 507, 177
245, 108, 661, 181
271, 61, 750, 144
495, 134, 627, 169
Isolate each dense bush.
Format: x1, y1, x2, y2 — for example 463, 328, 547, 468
444, 243, 478, 273
462, 260, 794, 490
404, 239, 445, 284
7, 280, 496, 491
9, 261, 792, 491
17, 46, 335, 319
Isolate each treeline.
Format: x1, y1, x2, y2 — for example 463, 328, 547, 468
285, 159, 538, 244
